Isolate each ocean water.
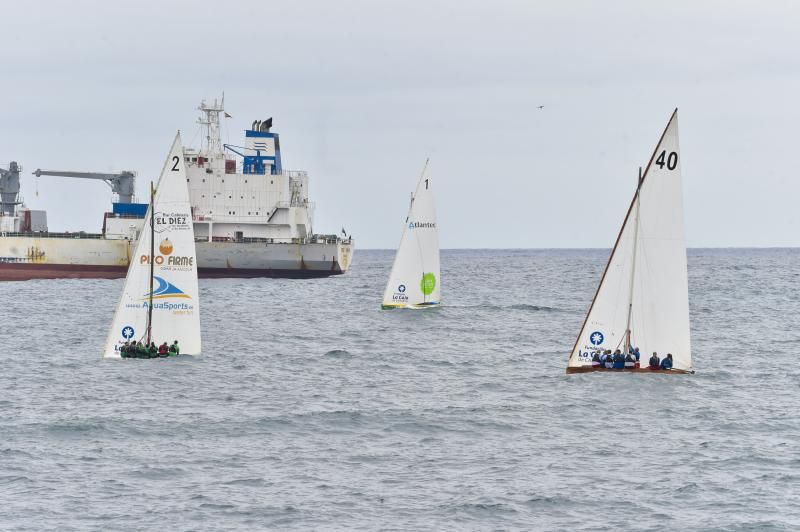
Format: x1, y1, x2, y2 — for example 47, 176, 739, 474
1, 248, 799, 531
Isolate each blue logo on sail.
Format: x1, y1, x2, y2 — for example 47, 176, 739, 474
142, 276, 192, 300
121, 326, 135, 339
590, 331, 604, 345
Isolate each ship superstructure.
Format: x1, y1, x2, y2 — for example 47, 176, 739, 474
0, 98, 353, 280
185, 98, 313, 243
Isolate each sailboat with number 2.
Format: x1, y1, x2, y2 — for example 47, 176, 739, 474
103, 133, 202, 359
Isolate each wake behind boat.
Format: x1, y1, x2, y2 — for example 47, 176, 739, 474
103, 133, 201, 358
567, 109, 692, 374
382, 160, 441, 309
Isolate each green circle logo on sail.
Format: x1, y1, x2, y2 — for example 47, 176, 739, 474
420, 272, 436, 295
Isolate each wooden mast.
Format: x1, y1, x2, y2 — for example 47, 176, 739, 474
623, 167, 643, 355
145, 181, 155, 344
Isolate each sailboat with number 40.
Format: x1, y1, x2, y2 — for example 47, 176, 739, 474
567, 109, 693, 374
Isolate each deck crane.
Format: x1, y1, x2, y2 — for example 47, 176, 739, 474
32, 169, 137, 203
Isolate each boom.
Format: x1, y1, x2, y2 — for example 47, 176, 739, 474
32, 169, 136, 203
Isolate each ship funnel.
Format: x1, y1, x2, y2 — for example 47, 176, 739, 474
260, 117, 273, 132
251, 120, 258, 130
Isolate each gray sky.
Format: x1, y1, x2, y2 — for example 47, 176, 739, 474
1, 0, 798, 248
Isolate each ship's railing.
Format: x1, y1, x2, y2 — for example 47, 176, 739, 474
263, 200, 313, 209
107, 213, 145, 220
314, 234, 349, 244
277, 170, 308, 178
0, 231, 105, 239
0, 231, 349, 244
194, 235, 345, 245
215, 156, 310, 177
191, 200, 315, 222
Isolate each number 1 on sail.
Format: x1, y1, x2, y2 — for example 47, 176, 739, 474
381, 159, 441, 310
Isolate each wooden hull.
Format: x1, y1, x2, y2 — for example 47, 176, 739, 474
566, 366, 693, 374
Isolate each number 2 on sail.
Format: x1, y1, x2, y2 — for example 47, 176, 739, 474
655, 150, 678, 170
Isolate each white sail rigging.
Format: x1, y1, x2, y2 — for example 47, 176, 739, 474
567, 110, 691, 372
382, 160, 441, 309
103, 133, 201, 358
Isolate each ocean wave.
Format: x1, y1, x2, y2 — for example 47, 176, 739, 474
324, 349, 353, 358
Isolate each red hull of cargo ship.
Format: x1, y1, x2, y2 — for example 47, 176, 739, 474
0, 263, 342, 281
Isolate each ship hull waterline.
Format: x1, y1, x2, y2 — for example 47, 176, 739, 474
0, 235, 353, 281
0, 262, 345, 281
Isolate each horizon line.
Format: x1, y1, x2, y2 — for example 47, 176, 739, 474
357, 246, 800, 251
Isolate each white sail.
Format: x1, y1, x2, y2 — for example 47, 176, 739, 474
103, 133, 201, 358
568, 110, 691, 372
382, 160, 441, 309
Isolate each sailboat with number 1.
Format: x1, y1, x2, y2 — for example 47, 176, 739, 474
382, 160, 441, 309
567, 109, 692, 374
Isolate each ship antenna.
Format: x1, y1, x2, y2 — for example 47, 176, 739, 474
197, 97, 224, 155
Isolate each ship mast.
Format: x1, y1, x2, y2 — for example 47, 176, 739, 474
624, 167, 643, 354
197, 95, 225, 156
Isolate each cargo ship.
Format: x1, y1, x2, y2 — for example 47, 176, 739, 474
0, 98, 353, 280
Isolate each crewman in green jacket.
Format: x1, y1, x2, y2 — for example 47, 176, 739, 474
136, 341, 148, 358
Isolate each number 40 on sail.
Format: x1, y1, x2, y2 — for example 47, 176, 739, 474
566, 109, 693, 375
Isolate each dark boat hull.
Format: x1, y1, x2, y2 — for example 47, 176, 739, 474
0, 262, 345, 281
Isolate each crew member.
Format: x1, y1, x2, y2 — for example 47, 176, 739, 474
660, 353, 674, 370
612, 349, 625, 369
604, 351, 615, 369
624, 352, 636, 369
648, 352, 660, 369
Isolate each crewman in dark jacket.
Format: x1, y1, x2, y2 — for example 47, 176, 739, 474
648, 352, 660, 369
612, 350, 625, 369
624, 352, 635, 369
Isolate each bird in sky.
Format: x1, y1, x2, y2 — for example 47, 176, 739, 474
537, 105, 545, 109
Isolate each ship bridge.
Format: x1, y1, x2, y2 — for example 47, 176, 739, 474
182, 98, 313, 244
